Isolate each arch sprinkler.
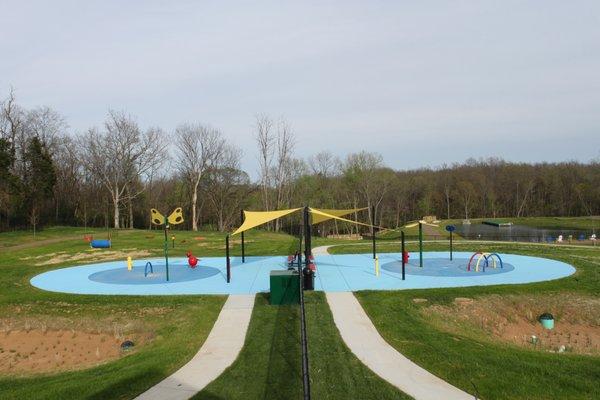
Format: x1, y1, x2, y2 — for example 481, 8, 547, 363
485, 253, 503, 269
467, 252, 504, 272
467, 252, 484, 271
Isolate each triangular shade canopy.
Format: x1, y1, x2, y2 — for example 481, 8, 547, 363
231, 208, 302, 236
308, 208, 376, 229
310, 207, 367, 225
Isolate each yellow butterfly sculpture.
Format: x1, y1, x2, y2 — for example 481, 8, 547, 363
151, 207, 184, 226
167, 207, 184, 225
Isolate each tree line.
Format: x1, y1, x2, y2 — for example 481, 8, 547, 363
1, 89, 598, 234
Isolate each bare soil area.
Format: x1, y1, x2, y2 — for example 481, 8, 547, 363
0, 328, 147, 374
20, 249, 152, 266
423, 293, 600, 355
0, 316, 152, 375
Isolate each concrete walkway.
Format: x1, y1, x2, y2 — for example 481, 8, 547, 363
135, 294, 255, 400
326, 291, 473, 400
312, 245, 333, 255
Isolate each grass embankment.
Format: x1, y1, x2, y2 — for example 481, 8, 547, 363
0, 227, 320, 400
196, 292, 408, 400
331, 241, 600, 399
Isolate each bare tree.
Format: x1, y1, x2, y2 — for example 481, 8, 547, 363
272, 118, 295, 230
205, 144, 251, 231
175, 123, 225, 231
457, 180, 476, 220
255, 114, 274, 212
308, 151, 339, 178
0, 88, 23, 164
24, 106, 68, 155
79, 111, 166, 228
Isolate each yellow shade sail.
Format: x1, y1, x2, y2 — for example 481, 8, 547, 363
310, 207, 368, 225
308, 208, 375, 229
232, 208, 302, 235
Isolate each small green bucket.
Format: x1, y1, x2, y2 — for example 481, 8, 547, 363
539, 313, 554, 330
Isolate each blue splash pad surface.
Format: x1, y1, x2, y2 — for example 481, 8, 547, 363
382, 258, 515, 276
30, 252, 575, 295
89, 262, 221, 285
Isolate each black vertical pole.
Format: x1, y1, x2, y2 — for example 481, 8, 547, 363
240, 210, 245, 263
300, 206, 311, 399
298, 224, 303, 268
450, 231, 453, 261
371, 205, 376, 259
419, 222, 423, 268
401, 230, 406, 281
226, 235, 231, 283
164, 224, 170, 282
304, 206, 312, 265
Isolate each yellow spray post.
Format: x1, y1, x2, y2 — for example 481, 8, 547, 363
127, 256, 132, 271
375, 256, 380, 277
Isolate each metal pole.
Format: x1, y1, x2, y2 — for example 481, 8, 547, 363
298, 224, 303, 268
450, 231, 453, 261
419, 222, 423, 268
164, 224, 170, 281
300, 206, 311, 399
371, 204, 376, 259
304, 206, 311, 264
226, 235, 231, 283
401, 230, 406, 281
240, 209, 245, 263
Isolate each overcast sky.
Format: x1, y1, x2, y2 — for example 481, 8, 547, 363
1, 1, 599, 175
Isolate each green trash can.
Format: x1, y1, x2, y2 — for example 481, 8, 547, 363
270, 270, 300, 305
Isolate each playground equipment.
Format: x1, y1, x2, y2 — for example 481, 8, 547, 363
90, 239, 111, 249
150, 207, 184, 281
127, 256, 132, 271
467, 252, 504, 272
445, 224, 456, 260
144, 261, 153, 277
404, 219, 439, 268
186, 251, 198, 268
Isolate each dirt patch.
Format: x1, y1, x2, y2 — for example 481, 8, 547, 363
453, 297, 474, 305
21, 250, 152, 266
424, 293, 600, 355
0, 328, 148, 374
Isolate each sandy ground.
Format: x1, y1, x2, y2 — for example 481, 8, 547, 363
423, 293, 600, 355
0, 328, 147, 374
21, 249, 152, 266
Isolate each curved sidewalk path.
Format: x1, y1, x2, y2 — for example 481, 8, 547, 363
313, 245, 473, 400
135, 294, 255, 400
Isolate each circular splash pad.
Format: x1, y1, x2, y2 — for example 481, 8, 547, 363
382, 258, 515, 277
89, 263, 220, 285
30, 252, 575, 295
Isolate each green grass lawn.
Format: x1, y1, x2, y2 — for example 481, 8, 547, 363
0, 227, 313, 400
331, 241, 600, 399
195, 292, 408, 400
1, 222, 599, 399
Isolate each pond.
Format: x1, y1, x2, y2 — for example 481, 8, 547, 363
454, 223, 595, 243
